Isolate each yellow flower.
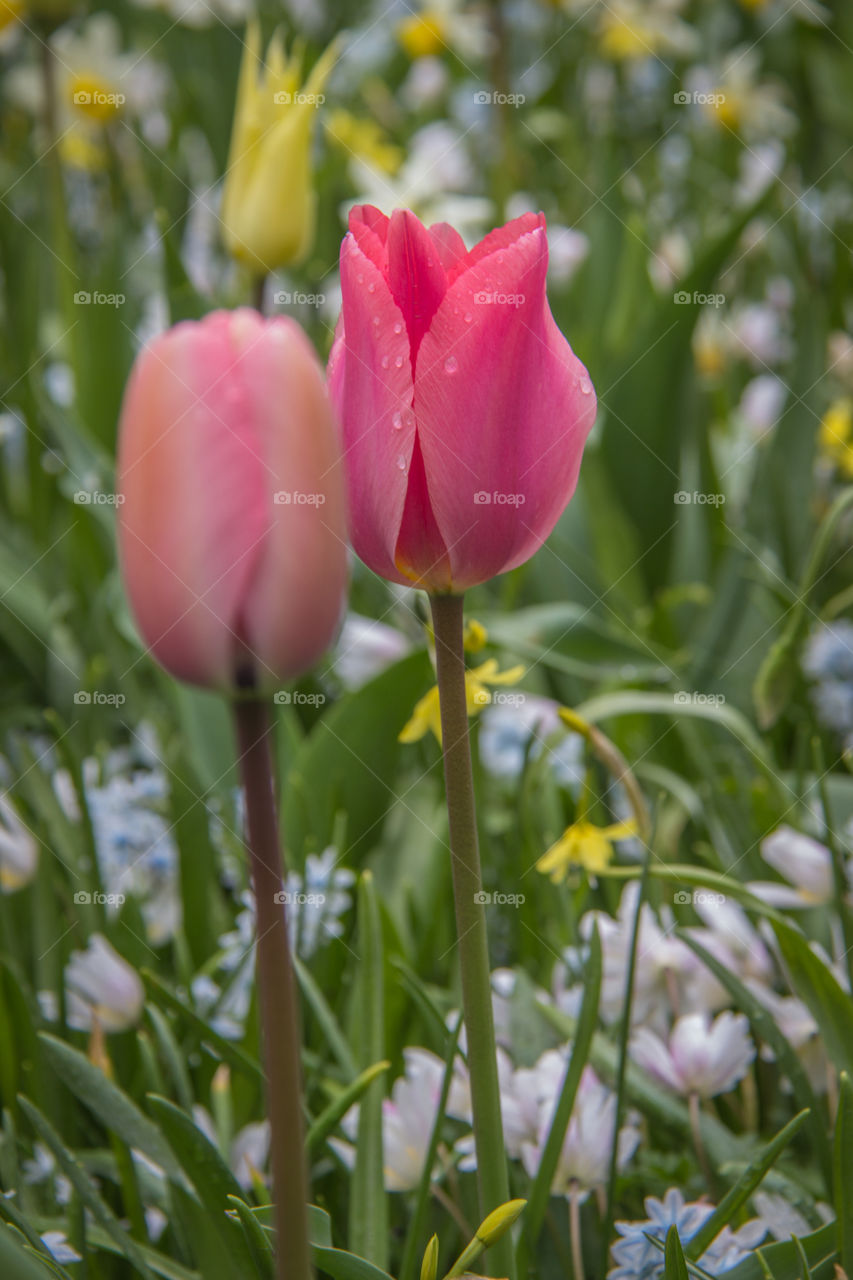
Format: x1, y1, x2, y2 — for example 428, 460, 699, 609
222, 22, 337, 276
0, 0, 25, 31
399, 658, 525, 745
397, 9, 448, 59
536, 818, 637, 882
463, 618, 488, 653
325, 109, 403, 175
819, 398, 853, 478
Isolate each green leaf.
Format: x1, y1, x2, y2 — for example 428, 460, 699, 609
722, 1224, 837, 1280
522, 924, 602, 1260
686, 1110, 810, 1260
226, 1197, 274, 1279
306, 1060, 390, 1155
145, 1095, 255, 1274
680, 933, 831, 1192
833, 1072, 853, 1273
141, 972, 264, 1085
665, 1225, 690, 1280
349, 872, 389, 1271
84, 1227, 201, 1280
17, 1095, 156, 1280
281, 650, 433, 858
38, 1034, 183, 1181
293, 955, 358, 1079
0, 1223, 62, 1280
773, 919, 853, 1074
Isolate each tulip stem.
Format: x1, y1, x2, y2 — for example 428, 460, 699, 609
429, 593, 515, 1280
233, 697, 313, 1280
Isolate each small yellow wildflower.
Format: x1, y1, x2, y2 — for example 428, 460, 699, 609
325, 109, 403, 174
819, 398, 853, 479
399, 658, 525, 745
463, 618, 488, 653
536, 818, 637, 882
397, 9, 447, 59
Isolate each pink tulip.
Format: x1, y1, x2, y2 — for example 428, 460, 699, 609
328, 206, 596, 593
117, 308, 348, 691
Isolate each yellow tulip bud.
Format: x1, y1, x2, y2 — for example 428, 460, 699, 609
221, 22, 337, 276
420, 1234, 439, 1280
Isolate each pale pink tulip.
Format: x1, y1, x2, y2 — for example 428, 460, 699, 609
117, 309, 347, 691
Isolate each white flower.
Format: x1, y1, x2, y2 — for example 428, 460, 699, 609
331, 614, 411, 690
478, 695, 584, 787
752, 824, 845, 908
630, 1011, 755, 1099
63, 934, 145, 1032
521, 1065, 640, 1200
735, 376, 788, 439
334, 1047, 448, 1191
193, 1108, 270, 1189
610, 1187, 766, 1280
746, 980, 827, 1092
41, 1232, 82, 1264
0, 791, 38, 892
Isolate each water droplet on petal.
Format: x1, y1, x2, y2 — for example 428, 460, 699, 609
445, 355, 458, 374
372, 315, 380, 326
394, 354, 404, 368
396, 454, 407, 471
381, 355, 390, 369
392, 411, 403, 430
393, 321, 403, 334
579, 376, 593, 395
357, 273, 364, 284
464, 312, 473, 323
368, 282, 376, 293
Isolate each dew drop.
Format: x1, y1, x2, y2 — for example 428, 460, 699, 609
392, 411, 403, 430
394, 354, 404, 368
396, 454, 407, 471
372, 315, 380, 326
368, 281, 376, 293
357, 273, 364, 284
464, 312, 473, 323
393, 321, 403, 334
381, 355, 390, 369
445, 355, 459, 374
579, 376, 593, 395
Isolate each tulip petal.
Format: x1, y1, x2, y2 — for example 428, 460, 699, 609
348, 205, 389, 274
394, 432, 451, 589
231, 314, 349, 683
414, 220, 596, 591
331, 232, 417, 585
117, 310, 270, 687
387, 208, 447, 362
429, 221, 468, 273
446, 211, 543, 285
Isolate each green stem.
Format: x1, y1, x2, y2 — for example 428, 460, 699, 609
429, 593, 515, 1280
233, 697, 312, 1280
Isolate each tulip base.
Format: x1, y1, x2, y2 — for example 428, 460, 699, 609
429, 593, 515, 1280
233, 696, 313, 1280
